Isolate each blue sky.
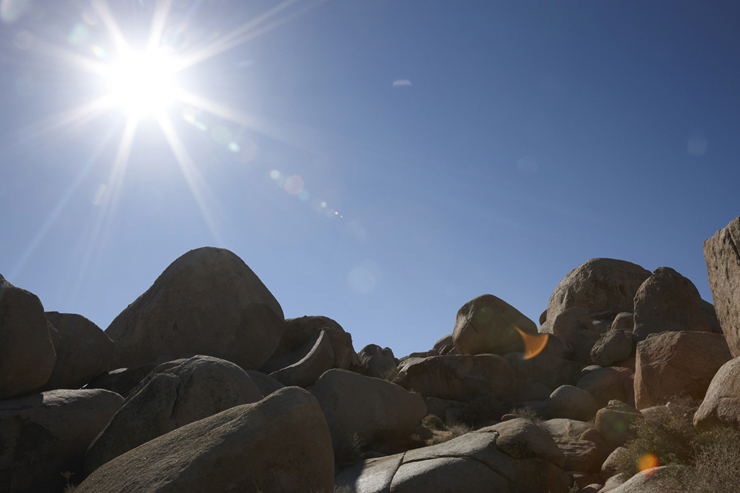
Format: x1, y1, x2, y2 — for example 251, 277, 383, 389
1, 0, 739, 358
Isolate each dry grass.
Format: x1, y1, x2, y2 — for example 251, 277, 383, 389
614, 396, 740, 492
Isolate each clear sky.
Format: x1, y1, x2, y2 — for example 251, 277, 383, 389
1, 0, 739, 358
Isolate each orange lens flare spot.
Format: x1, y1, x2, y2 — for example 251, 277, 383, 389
638, 453, 659, 475
515, 327, 548, 360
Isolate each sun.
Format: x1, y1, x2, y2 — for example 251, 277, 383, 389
105, 49, 177, 117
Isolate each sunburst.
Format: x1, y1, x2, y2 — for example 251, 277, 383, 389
8, 0, 329, 279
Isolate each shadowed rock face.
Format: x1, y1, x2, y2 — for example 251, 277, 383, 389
634, 331, 732, 409
453, 294, 538, 356
704, 216, 740, 357
0, 286, 56, 399
105, 247, 285, 371
546, 258, 651, 324
633, 267, 720, 342
76, 387, 335, 493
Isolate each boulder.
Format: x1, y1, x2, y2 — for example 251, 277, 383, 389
390, 457, 511, 493
606, 466, 685, 492
271, 315, 359, 369
546, 258, 650, 324
452, 294, 538, 355
402, 427, 571, 493
310, 369, 426, 450
245, 369, 285, 397
396, 354, 516, 401
634, 331, 732, 409
433, 334, 454, 352
85, 355, 263, 474
594, 400, 642, 448
0, 285, 56, 399
546, 385, 599, 421
600, 446, 627, 482
505, 353, 581, 390
335, 454, 403, 493
694, 356, 740, 432
359, 343, 396, 362
491, 418, 566, 467
43, 312, 114, 390
0, 389, 123, 493
591, 330, 633, 367
550, 307, 600, 363
552, 437, 601, 473
77, 387, 334, 493
540, 418, 594, 438
540, 333, 574, 359
577, 366, 634, 408
611, 312, 634, 331
365, 355, 399, 379
263, 329, 334, 387
105, 247, 284, 370
704, 216, 740, 356
632, 267, 720, 341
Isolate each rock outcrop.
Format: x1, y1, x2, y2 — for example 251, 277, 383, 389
693, 356, 740, 431
634, 331, 732, 409
0, 285, 57, 399
452, 294, 538, 355
105, 247, 285, 371
77, 387, 334, 493
85, 355, 263, 474
704, 215, 740, 357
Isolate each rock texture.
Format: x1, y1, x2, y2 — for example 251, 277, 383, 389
43, 312, 114, 390
632, 267, 720, 341
77, 387, 334, 493
85, 355, 263, 474
546, 258, 650, 323
550, 307, 600, 364
105, 247, 285, 370
0, 389, 123, 493
704, 216, 740, 357
0, 285, 57, 399
396, 354, 516, 401
634, 331, 732, 409
271, 315, 359, 369
590, 330, 633, 367
311, 369, 426, 450
262, 328, 335, 387
453, 294, 538, 355
694, 356, 740, 431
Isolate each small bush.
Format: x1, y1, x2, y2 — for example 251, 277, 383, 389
508, 406, 544, 423
614, 396, 740, 492
334, 433, 366, 470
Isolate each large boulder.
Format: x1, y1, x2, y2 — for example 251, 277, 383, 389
261, 328, 335, 387
549, 307, 600, 364
632, 267, 721, 342
85, 355, 263, 474
270, 315, 359, 369
704, 216, 740, 357
634, 331, 732, 409
591, 330, 633, 367
0, 285, 57, 399
86, 362, 160, 397
452, 294, 538, 355
310, 369, 426, 450
546, 258, 650, 324
546, 385, 599, 421
577, 366, 634, 408
595, 400, 642, 448
505, 353, 580, 390
43, 312, 114, 390
694, 356, 740, 432
0, 389, 123, 493
77, 387, 334, 493
395, 354, 516, 401
337, 421, 570, 493
105, 247, 284, 370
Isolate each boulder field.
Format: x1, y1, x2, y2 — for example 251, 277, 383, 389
1, 215, 740, 492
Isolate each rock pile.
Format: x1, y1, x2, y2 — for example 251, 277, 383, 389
1, 215, 740, 492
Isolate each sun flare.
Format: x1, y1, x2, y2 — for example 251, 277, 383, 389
105, 49, 177, 116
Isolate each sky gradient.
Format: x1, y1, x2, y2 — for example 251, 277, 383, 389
1, 0, 739, 358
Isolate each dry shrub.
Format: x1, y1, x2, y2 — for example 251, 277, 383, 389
615, 396, 740, 491
508, 406, 544, 423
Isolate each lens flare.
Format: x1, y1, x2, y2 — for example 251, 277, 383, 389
638, 453, 659, 475
515, 326, 548, 360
